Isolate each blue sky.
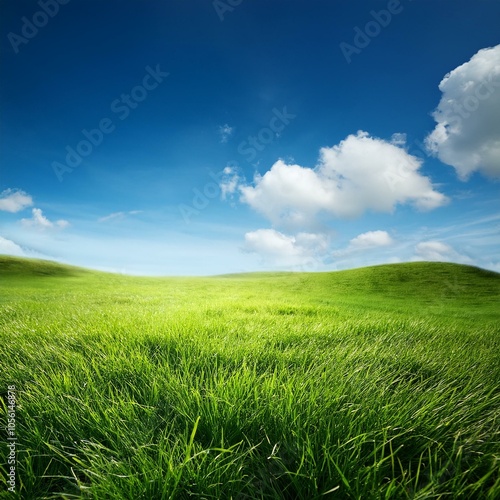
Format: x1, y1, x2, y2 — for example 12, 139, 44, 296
0, 0, 499, 275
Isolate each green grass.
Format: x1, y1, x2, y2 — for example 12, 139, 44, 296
1, 255, 499, 499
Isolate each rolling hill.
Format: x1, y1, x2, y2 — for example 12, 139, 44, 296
1, 255, 499, 498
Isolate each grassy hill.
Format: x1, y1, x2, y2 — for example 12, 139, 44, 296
0, 255, 90, 277
1, 257, 499, 498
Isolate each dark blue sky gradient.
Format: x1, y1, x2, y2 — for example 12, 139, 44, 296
0, 0, 499, 274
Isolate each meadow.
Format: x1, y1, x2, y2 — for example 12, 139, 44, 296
1, 256, 499, 499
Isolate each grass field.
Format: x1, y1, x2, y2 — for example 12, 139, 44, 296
1, 255, 499, 499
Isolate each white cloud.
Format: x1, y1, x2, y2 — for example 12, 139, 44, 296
22, 208, 52, 228
349, 230, 393, 249
391, 133, 407, 146
333, 230, 393, 257
219, 165, 245, 200
21, 208, 70, 230
219, 166, 242, 200
0, 189, 33, 213
219, 124, 234, 143
243, 228, 328, 268
221, 177, 238, 200
238, 131, 447, 229
426, 45, 500, 179
0, 236, 25, 256
414, 241, 472, 264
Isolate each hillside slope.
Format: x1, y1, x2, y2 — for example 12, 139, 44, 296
2, 256, 499, 318
1, 256, 499, 295
0, 255, 92, 277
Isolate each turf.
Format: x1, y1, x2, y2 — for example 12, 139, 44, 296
1, 256, 499, 499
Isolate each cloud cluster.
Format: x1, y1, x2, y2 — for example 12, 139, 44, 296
21, 208, 69, 230
0, 189, 71, 259
220, 47, 500, 271
426, 44, 500, 179
239, 131, 447, 229
243, 229, 328, 268
0, 189, 33, 213
221, 131, 449, 268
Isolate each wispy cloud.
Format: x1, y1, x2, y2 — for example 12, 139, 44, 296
98, 210, 143, 223
220, 165, 243, 200
218, 124, 234, 143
